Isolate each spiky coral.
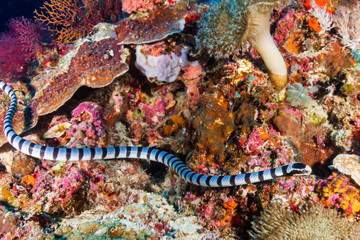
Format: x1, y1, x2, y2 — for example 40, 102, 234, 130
34, 0, 122, 43
249, 201, 360, 239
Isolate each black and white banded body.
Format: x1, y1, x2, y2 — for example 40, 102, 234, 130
0, 81, 312, 187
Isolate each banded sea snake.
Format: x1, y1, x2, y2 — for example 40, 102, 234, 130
0, 81, 312, 187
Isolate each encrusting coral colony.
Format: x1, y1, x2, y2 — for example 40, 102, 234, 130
1, 0, 360, 238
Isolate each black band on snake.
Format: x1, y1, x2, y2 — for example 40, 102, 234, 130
0, 81, 312, 187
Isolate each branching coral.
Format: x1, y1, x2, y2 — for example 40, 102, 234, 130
196, 0, 289, 89
34, 0, 122, 43
0, 17, 43, 78
332, 2, 360, 50
249, 201, 360, 239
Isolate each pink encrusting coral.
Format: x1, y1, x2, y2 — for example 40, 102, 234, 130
122, 0, 164, 13
65, 102, 108, 148
140, 98, 166, 127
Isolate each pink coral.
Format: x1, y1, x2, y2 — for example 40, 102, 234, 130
7, 17, 43, 60
53, 102, 108, 148
122, 0, 163, 13
0, 34, 29, 78
241, 129, 267, 155
140, 98, 166, 127
28, 162, 107, 215
0, 17, 43, 78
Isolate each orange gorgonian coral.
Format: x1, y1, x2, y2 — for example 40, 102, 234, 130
34, 0, 122, 43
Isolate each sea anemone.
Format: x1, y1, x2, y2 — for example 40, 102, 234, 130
248, 201, 360, 240
196, 0, 289, 89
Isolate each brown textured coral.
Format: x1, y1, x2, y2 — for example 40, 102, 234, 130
31, 37, 128, 115
190, 90, 236, 164
248, 201, 360, 240
0, 24, 129, 147
115, 3, 188, 44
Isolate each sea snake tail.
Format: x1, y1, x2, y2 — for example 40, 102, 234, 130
0, 81, 312, 187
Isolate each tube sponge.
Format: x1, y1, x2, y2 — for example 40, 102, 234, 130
196, 0, 289, 89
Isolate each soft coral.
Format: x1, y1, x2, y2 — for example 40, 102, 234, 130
0, 17, 43, 79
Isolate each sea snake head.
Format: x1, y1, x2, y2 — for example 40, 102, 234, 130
286, 163, 312, 176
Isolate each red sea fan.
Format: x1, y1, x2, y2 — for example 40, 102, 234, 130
0, 17, 43, 78
0, 33, 29, 78
8, 17, 42, 62
34, 0, 123, 43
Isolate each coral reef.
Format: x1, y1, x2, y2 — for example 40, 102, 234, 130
122, 0, 164, 14
1, 0, 360, 238
47, 102, 108, 148
54, 190, 212, 239
0, 23, 129, 147
317, 174, 360, 218
249, 201, 360, 239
